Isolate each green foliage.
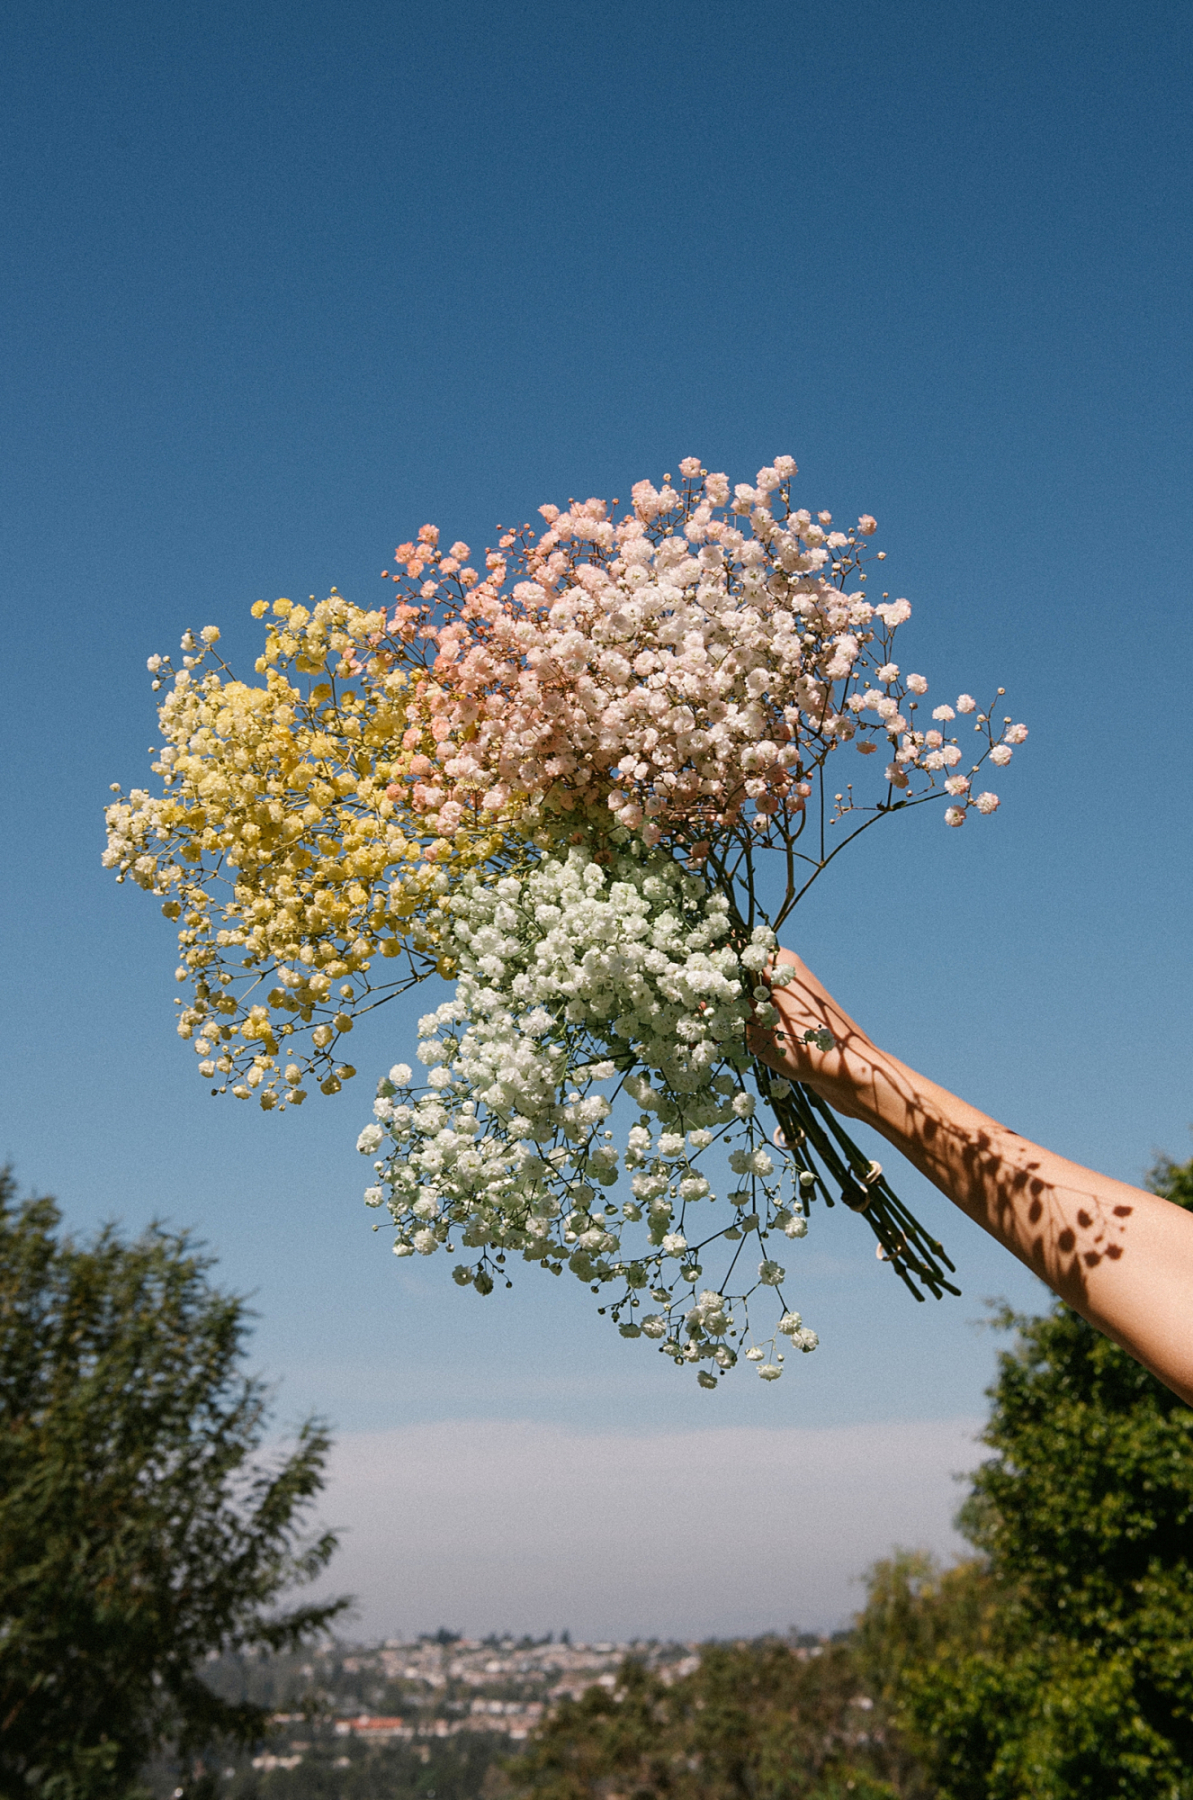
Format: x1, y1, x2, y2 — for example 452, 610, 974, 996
1148, 1153, 1193, 1211
0, 1171, 349, 1799
884, 1153, 1193, 1799
853, 1552, 999, 1748
505, 1638, 911, 1799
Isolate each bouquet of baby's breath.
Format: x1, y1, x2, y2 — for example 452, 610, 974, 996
107, 456, 1026, 1384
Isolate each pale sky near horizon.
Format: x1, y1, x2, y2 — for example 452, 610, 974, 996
2, 0, 1191, 1637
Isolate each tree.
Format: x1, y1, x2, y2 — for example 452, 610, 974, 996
506, 1637, 914, 1799
0, 1171, 349, 1799
882, 1155, 1193, 1799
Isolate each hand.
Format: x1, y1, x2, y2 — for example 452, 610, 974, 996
747, 948, 880, 1120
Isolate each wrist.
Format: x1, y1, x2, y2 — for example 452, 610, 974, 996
761, 984, 886, 1120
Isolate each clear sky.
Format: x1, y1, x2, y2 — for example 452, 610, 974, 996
3, 0, 1191, 1638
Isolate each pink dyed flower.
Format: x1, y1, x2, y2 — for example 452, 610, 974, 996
368, 459, 1023, 848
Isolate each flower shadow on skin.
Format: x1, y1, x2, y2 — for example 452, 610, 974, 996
748, 949, 1136, 1329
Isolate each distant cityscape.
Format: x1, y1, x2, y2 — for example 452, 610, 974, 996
219, 1629, 827, 1782
248, 1632, 704, 1769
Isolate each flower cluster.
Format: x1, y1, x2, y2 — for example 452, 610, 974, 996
358, 842, 825, 1384
103, 596, 504, 1106
109, 453, 1018, 1384
382, 460, 1024, 868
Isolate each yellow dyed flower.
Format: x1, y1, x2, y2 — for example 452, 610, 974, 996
105, 595, 504, 1107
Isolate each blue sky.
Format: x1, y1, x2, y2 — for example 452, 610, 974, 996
3, 0, 1191, 1635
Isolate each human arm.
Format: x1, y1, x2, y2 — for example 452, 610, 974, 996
750, 949, 1193, 1407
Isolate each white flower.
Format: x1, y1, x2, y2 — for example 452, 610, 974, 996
758, 1363, 783, 1380
691, 1290, 729, 1329
955, 694, 976, 713
355, 824, 829, 1382
974, 791, 1000, 814
357, 1124, 384, 1154
989, 744, 1013, 765
944, 806, 966, 827
758, 1259, 785, 1285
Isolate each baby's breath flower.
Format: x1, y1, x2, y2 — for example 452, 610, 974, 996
360, 840, 820, 1384
111, 452, 994, 1379
105, 590, 509, 1106
385, 462, 1022, 857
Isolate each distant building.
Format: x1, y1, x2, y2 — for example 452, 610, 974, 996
334, 1715, 409, 1741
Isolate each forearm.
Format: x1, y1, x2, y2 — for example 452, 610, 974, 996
756, 954, 1193, 1406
